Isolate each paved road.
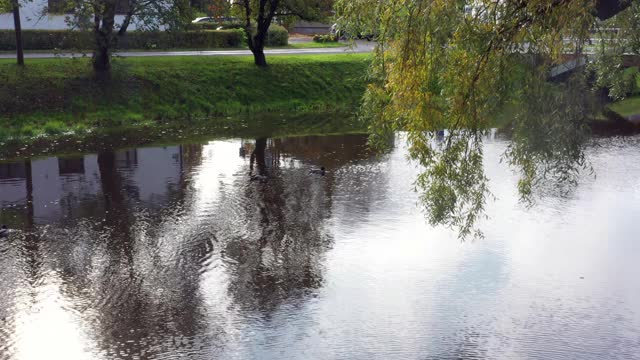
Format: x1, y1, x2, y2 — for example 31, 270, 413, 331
0, 41, 375, 59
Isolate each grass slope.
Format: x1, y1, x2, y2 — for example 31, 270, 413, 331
609, 96, 640, 117
607, 67, 640, 118
0, 54, 370, 140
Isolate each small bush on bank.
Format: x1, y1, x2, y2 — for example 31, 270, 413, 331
313, 34, 339, 43
0, 29, 245, 50
266, 25, 288, 47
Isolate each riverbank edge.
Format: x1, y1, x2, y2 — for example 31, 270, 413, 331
0, 111, 369, 161
2, 53, 639, 159
0, 54, 371, 142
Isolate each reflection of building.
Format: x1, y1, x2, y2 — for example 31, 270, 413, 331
0, 145, 194, 225
0, 162, 27, 204
31, 156, 102, 221
114, 147, 184, 206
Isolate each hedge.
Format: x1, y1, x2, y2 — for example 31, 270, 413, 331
0, 26, 288, 51
0, 29, 245, 51
313, 34, 339, 43
188, 23, 289, 46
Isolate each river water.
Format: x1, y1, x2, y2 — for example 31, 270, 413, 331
0, 133, 639, 359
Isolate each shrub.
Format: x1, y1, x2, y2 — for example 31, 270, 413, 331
0, 30, 93, 50
43, 120, 66, 135
313, 34, 339, 43
266, 24, 288, 47
186, 19, 242, 31
187, 23, 288, 47
218, 24, 244, 30
0, 29, 244, 51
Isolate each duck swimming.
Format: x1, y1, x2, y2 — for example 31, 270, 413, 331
0, 225, 8, 238
309, 167, 326, 176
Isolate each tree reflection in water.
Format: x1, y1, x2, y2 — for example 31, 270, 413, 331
0, 135, 385, 358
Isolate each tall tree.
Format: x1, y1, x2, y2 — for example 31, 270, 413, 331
66, 0, 191, 73
11, 0, 24, 65
336, 0, 638, 238
233, 0, 333, 66
0, 0, 24, 65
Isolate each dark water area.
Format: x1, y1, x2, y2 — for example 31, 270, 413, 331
0, 133, 639, 359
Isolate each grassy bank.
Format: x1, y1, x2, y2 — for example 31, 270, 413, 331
609, 96, 640, 118
0, 54, 370, 140
606, 67, 640, 119
0, 112, 368, 161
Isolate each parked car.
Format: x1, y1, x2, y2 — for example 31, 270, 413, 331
191, 17, 238, 24
191, 17, 242, 30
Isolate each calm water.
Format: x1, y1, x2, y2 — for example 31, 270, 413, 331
0, 133, 639, 359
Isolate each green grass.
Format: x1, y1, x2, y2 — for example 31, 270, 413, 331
606, 67, 640, 118
609, 95, 640, 117
0, 54, 371, 141
284, 42, 346, 49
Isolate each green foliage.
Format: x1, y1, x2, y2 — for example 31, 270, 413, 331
504, 76, 594, 204
287, 41, 345, 49
0, 0, 10, 13
233, 0, 333, 65
0, 29, 244, 50
0, 30, 93, 50
313, 34, 339, 43
266, 24, 288, 47
188, 21, 244, 30
336, 0, 640, 238
43, 120, 67, 135
609, 95, 640, 117
186, 15, 244, 31
0, 54, 370, 140
57, 0, 197, 71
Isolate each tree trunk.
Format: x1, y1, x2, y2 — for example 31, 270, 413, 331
249, 29, 268, 67
92, 4, 117, 74
252, 46, 267, 67
245, 28, 268, 67
243, 0, 276, 67
93, 38, 111, 73
11, 0, 24, 66
253, 138, 267, 174
118, 12, 133, 36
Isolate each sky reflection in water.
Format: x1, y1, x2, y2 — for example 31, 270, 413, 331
0, 133, 639, 359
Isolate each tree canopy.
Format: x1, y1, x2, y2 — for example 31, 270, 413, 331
63, 0, 191, 72
335, 0, 640, 238
233, 0, 333, 65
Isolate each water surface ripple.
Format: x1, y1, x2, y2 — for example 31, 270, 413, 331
0, 134, 639, 359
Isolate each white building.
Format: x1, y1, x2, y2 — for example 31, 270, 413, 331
0, 0, 144, 30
